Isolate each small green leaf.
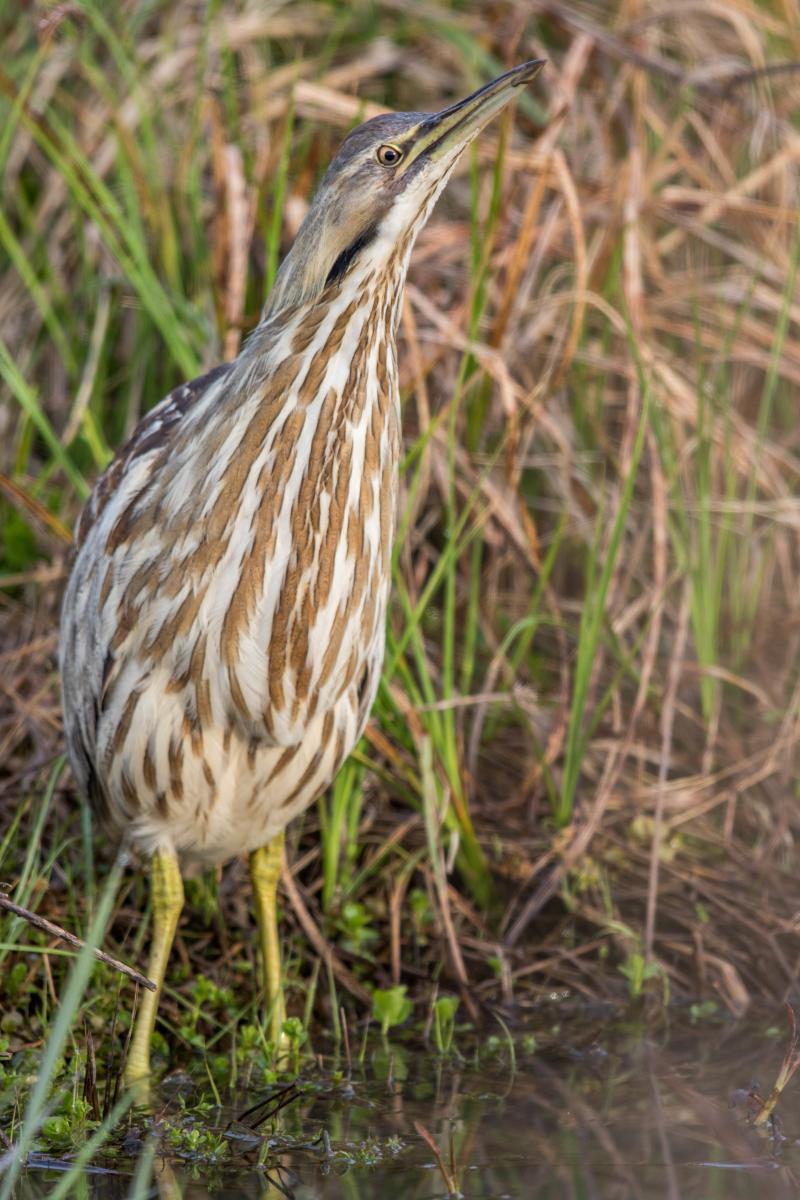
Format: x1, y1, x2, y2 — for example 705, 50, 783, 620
433, 995, 459, 1054
281, 1017, 307, 1048
372, 986, 412, 1037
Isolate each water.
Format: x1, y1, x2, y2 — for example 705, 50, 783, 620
15, 1016, 800, 1198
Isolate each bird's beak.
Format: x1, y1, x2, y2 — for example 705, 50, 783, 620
402, 59, 545, 172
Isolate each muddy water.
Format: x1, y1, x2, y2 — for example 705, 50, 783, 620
17, 1016, 800, 1198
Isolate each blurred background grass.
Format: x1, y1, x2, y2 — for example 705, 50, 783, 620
1, 0, 800, 1091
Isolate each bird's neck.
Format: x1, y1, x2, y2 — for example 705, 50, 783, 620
217, 225, 420, 518
243, 230, 414, 397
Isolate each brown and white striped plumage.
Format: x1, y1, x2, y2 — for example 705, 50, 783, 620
60, 65, 542, 871
61, 118, 457, 865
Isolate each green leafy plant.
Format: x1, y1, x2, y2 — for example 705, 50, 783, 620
336, 900, 378, 954
282, 1016, 308, 1071
40, 1093, 98, 1154
433, 996, 459, 1055
372, 986, 412, 1038
618, 952, 668, 1003
166, 1122, 229, 1162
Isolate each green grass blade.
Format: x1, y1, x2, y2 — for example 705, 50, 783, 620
556, 337, 653, 826
0, 340, 88, 498
0, 858, 124, 1199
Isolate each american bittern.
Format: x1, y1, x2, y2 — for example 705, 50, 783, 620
59, 61, 543, 1085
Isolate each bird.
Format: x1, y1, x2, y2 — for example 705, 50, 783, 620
59, 60, 544, 1086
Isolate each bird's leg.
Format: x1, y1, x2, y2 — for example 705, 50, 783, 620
124, 847, 184, 1087
250, 833, 286, 1046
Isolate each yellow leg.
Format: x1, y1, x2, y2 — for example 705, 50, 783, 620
124, 847, 184, 1088
250, 833, 286, 1045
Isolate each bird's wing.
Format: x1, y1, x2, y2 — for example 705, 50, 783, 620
74, 363, 233, 550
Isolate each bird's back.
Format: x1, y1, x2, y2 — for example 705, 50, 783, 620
60, 284, 400, 861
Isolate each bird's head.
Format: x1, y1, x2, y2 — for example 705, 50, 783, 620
263, 60, 545, 320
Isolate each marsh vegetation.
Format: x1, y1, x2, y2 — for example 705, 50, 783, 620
1, 0, 799, 1192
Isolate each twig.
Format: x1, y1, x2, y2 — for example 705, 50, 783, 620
414, 1120, 459, 1195
0, 894, 156, 991
280, 848, 371, 1005
752, 1004, 800, 1127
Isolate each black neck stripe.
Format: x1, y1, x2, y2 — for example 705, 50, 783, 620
325, 222, 380, 287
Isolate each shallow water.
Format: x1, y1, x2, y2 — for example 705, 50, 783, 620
16, 1015, 800, 1198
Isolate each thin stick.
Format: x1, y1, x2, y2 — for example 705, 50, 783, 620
279, 847, 371, 1005
0, 894, 156, 991
340, 1005, 352, 1077
414, 1121, 458, 1195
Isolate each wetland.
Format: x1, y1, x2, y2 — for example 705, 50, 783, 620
13, 1014, 800, 1199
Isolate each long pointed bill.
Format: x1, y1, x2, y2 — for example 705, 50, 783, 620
402, 59, 545, 171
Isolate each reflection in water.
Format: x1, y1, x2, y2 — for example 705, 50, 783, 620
14, 1019, 800, 1198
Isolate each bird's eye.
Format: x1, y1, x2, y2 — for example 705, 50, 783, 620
376, 144, 403, 167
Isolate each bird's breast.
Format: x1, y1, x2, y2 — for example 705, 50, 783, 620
208, 302, 402, 746
62, 288, 402, 841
